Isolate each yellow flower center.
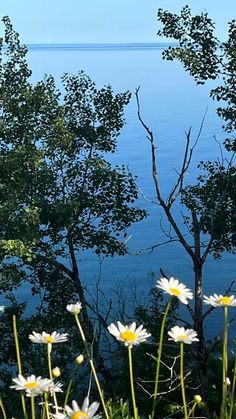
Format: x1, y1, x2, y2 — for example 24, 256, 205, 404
25, 382, 39, 389
178, 335, 188, 340
46, 336, 54, 343
71, 412, 89, 419
169, 287, 181, 296
120, 331, 137, 342
219, 296, 232, 305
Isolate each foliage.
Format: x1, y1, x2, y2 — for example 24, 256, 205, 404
0, 15, 147, 406
0, 16, 146, 279
157, 5, 236, 152
181, 161, 236, 258
157, 6, 236, 256
103, 398, 133, 419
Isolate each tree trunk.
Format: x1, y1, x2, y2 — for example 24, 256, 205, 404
193, 260, 208, 395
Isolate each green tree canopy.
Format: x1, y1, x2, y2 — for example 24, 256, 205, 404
0, 16, 147, 364
0, 16, 146, 276
157, 5, 236, 256
157, 5, 236, 152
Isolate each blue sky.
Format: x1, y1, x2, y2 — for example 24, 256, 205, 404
0, 0, 235, 44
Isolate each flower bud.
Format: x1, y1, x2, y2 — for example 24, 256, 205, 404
194, 395, 202, 404
52, 367, 61, 378
226, 377, 231, 386
76, 354, 84, 365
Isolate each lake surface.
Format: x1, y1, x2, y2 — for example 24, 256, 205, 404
20, 44, 236, 338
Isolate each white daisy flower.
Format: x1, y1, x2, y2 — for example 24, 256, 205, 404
29, 331, 68, 345
52, 397, 99, 419
156, 277, 193, 304
107, 321, 151, 348
203, 294, 236, 307
48, 381, 63, 396
10, 374, 52, 396
51, 414, 66, 419
66, 302, 82, 315
168, 326, 199, 344
0, 306, 5, 313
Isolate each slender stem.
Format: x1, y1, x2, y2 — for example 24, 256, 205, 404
188, 402, 197, 418
47, 344, 59, 412
75, 314, 109, 419
47, 343, 53, 380
13, 317, 22, 373
42, 401, 46, 419
64, 365, 78, 410
229, 355, 236, 419
151, 299, 171, 419
64, 379, 73, 409
31, 396, 35, 419
13, 315, 28, 419
43, 393, 50, 419
75, 314, 86, 342
220, 306, 229, 419
0, 398, 7, 419
128, 345, 138, 419
180, 342, 188, 419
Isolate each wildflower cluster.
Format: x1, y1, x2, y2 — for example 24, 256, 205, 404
3, 277, 236, 419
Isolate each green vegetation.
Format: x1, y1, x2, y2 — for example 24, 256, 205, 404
0, 14, 146, 398
134, 5, 236, 395
0, 5, 235, 419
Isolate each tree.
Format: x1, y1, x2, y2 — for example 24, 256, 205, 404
0, 16, 146, 391
157, 5, 236, 152
135, 5, 235, 396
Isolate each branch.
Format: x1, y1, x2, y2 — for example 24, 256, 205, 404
35, 253, 73, 279
135, 87, 195, 260
167, 108, 207, 207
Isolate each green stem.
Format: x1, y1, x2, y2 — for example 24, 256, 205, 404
188, 402, 197, 418
180, 342, 188, 419
229, 355, 236, 419
47, 344, 59, 413
64, 365, 79, 410
47, 343, 53, 380
0, 398, 7, 419
13, 315, 28, 419
64, 379, 73, 409
220, 306, 229, 419
31, 396, 35, 419
43, 393, 50, 419
75, 314, 109, 419
151, 299, 171, 419
128, 345, 138, 419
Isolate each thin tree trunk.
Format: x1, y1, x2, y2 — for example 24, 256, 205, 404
191, 211, 208, 395
193, 260, 208, 394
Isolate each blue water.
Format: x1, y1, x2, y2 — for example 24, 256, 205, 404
18, 44, 236, 338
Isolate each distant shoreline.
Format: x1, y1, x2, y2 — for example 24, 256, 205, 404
3, 42, 178, 51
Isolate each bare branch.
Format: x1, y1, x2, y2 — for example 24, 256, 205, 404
167, 108, 208, 208
135, 87, 195, 260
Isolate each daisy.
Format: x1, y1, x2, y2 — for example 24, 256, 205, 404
108, 321, 151, 348
29, 331, 68, 344
203, 294, 236, 307
66, 302, 82, 315
0, 306, 5, 313
156, 277, 193, 304
52, 397, 100, 419
168, 326, 199, 344
10, 374, 52, 396
48, 382, 63, 396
